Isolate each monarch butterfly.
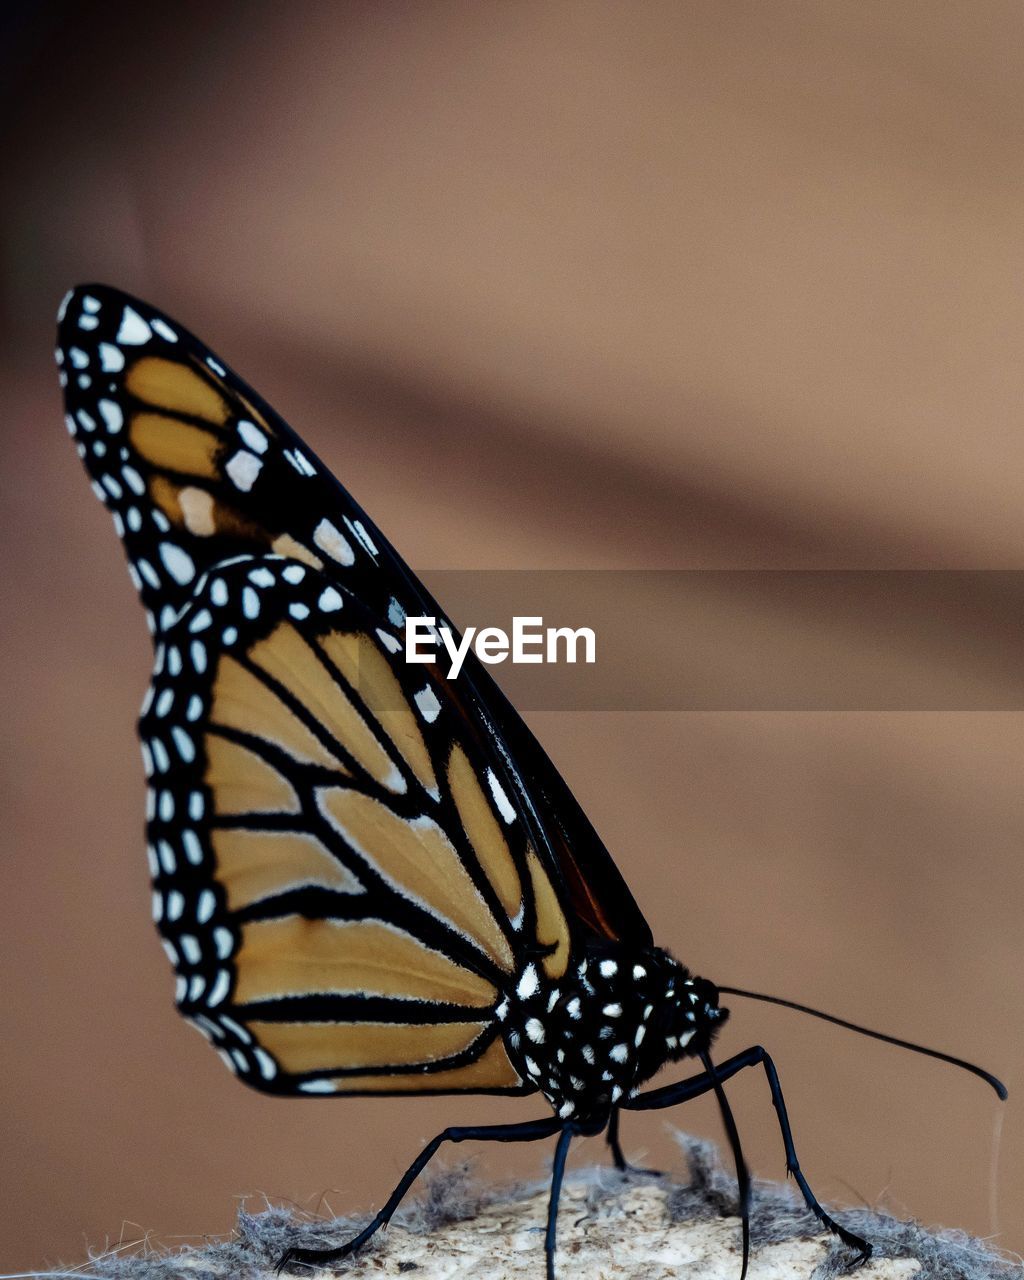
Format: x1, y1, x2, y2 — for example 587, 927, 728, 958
56, 285, 1006, 1280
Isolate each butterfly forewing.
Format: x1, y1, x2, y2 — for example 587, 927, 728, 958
56, 287, 380, 632
57, 283, 651, 1096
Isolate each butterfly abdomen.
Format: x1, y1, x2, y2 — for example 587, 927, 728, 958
498, 948, 728, 1121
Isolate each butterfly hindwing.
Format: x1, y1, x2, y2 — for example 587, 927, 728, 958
141, 553, 574, 1094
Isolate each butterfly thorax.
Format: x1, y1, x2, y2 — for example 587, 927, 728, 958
497, 946, 728, 1122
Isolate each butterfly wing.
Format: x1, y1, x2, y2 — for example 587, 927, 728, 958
57, 284, 650, 1095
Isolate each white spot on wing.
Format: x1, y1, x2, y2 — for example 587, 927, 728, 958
344, 516, 378, 556
180, 935, 201, 964
487, 769, 517, 823
226, 450, 262, 491
137, 558, 159, 588
517, 965, 539, 1000
299, 1079, 336, 1094
156, 839, 175, 873
237, 420, 268, 453
285, 448, 316, 477
414, 685, 441, 723
117, 306, 152, 345
219, 1016, 250, 1043
313, 518, 355, 566
97, 399, 123, 432
254, 1048, 277, 1080
182, 829, 203, 864
160, 543, 195, 585
206, 970, 231, 1006
99, 343, 125, 372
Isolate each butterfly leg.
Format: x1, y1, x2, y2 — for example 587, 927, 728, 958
545, 1126, 574, 1280
278, 1115, 563, 1274
605, 1106, 664, 1178
697, 1049, 752, 1280
624, 1046, 871, 1266
542, 1118, 607, 1280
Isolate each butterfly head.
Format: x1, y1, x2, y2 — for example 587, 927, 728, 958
658, 970, 730, 1064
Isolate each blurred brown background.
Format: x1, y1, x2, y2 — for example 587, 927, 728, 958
1, 2, 1022, 1271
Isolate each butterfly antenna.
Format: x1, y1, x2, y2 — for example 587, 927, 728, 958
718, 986, 1008, 1100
